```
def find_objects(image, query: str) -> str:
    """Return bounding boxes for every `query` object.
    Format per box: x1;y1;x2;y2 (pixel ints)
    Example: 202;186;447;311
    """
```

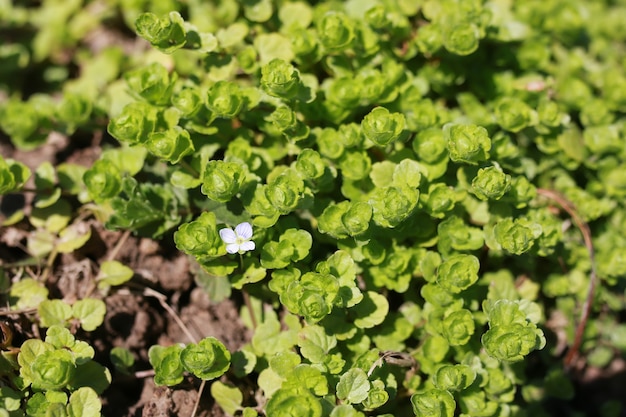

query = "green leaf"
269;350;301;378
0;99;47;150
10;278;49;309
494;97;535;132
282;364;328;396
369;185;419;228
264;169;304;214
318;201;372;239
124;62;176;106
56;222;92;254
70;360;111;394
330;405;366;417
67;387;101;417
97;260;134;290
101;146;148;177
493;218;539;255
0;386;23;412
336;368;370;404
280;272;340;323
110;347;135;374
265;389;322;417
72;299;106;331
45;326;94;364
362;379;389;410
38;300;72;328
30;198;72;233
353;291;389;329
297;325;337;364
251;314;297;356
211;381;243;416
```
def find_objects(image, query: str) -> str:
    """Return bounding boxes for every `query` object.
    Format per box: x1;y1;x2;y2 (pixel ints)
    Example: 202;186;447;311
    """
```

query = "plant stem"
190;379;206;417
537;188;598;369
239;253;258;329
143;287;197;344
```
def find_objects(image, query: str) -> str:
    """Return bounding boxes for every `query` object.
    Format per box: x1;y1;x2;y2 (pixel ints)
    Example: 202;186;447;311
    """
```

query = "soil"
0;132;249;416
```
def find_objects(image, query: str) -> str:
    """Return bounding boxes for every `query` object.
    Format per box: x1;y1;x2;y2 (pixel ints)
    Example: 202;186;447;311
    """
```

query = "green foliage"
15;325;111;415
149;337;230;386
0;156;31;195
4;0;626;416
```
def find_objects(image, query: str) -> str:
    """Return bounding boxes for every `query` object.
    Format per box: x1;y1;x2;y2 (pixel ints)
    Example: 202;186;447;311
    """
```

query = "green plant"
2;0;626;416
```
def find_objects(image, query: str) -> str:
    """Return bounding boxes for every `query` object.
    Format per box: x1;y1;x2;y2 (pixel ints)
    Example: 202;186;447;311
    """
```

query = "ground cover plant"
1;0;626;416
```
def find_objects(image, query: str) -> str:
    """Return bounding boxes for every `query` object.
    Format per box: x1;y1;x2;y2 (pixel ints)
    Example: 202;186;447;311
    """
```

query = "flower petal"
239;241;255;252
219;228;237;244
235;222;253;239
225;243;240;254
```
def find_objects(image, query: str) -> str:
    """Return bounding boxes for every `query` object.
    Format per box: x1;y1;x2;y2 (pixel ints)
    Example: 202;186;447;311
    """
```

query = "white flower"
219;222;255;254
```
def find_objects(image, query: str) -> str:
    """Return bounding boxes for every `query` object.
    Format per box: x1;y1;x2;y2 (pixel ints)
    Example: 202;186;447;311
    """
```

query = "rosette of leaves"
135;11;187;53
124;62;177;106
82;159;122;203
295;149;326;180
201;160;246;203
494;97;536;132
443;22;481;55
0;156;31;194
411;389;456;417
261;229;312;269
369;185;419;228
445;124;491;164
315;11;355;52
206;81;246;118
493;217;542;255
436;254;480;294
0;98;51;150
149;337;231;386
318;201;372;239
261;59;303;100
361;106;406;147
266;106;310;141
471;165;512;201
107;102;158;146
174;211;226;261
17;326;110;415
279;272;340;323
145;127;195;164
264;169;305;215
481;300;546;362
105;177;185;237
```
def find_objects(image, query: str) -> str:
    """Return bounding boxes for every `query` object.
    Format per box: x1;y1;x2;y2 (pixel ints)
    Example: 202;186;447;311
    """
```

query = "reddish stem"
536;188;598;369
